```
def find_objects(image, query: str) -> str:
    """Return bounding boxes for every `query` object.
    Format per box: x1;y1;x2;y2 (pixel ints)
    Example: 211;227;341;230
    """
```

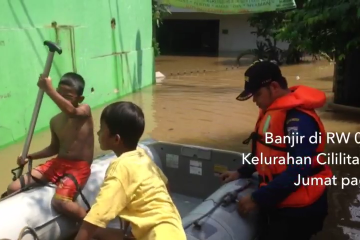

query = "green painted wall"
0;0;155;148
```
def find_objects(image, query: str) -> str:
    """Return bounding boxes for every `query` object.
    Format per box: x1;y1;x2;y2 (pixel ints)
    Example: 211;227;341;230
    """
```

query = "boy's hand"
37;74;52;91
17;154;29;166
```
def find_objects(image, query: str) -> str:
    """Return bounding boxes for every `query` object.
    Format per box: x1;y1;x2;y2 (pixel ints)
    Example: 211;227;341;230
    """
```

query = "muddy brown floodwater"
1;55;360;239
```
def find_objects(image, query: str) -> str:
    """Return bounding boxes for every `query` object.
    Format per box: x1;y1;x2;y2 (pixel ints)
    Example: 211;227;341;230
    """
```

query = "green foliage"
282;44;303;64
237;41;269;64
152;0;172;27
247;0;360;63
152;0;171;57
153;38;160;57
236;39;285;65
247;11;286;39
277;0;360;61
247;0;360;106
247;11;302;64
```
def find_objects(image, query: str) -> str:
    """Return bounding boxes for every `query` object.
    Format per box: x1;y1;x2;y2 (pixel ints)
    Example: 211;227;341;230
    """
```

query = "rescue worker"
220;61;332;240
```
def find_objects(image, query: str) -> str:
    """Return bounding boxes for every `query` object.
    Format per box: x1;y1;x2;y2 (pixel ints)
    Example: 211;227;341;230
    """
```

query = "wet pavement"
0;55;359;239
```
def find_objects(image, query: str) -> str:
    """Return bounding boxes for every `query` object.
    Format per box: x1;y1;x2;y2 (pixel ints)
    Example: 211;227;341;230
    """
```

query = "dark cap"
236;61;284;101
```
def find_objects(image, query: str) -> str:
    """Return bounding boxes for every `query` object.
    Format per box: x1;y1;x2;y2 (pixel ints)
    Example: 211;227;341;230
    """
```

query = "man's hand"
37;74;52;91
220;171;240;183
237;194;257;216
17;154;29;166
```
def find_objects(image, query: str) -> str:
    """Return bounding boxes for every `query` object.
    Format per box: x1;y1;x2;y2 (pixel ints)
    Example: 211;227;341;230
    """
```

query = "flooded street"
1;56;360;239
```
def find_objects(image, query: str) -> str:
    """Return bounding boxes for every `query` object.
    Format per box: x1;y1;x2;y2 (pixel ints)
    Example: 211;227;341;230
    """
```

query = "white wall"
164;12;289;55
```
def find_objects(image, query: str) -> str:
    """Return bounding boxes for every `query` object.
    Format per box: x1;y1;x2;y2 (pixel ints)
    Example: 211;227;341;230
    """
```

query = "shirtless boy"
7;72;94;220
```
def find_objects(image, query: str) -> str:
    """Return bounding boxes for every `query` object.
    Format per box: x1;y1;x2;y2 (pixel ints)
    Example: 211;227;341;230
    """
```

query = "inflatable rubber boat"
0;139;259;240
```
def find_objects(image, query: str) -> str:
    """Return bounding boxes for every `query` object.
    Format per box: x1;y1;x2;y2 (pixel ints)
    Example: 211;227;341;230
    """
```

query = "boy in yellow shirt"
75;101;186;240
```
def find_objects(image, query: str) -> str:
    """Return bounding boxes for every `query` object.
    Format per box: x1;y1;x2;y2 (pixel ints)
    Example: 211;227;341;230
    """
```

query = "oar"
1;41;62;200
1;41;62;199
16;41;62;178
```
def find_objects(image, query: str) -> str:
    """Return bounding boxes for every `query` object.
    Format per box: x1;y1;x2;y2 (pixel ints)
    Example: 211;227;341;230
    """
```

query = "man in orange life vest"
220;61;333;240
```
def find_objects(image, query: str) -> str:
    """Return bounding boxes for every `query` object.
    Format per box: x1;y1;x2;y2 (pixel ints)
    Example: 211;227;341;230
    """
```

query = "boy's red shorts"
34;158;91;201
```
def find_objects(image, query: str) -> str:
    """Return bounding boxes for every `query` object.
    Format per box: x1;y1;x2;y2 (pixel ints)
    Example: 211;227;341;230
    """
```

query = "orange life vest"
244;85;333;208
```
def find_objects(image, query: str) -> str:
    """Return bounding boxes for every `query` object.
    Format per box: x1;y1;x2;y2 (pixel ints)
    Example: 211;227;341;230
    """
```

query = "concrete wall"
164;12;289;56
0;0;154;148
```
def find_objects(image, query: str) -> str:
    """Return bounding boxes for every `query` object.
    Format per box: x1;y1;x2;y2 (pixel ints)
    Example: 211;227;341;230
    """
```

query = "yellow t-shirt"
84;148;186;240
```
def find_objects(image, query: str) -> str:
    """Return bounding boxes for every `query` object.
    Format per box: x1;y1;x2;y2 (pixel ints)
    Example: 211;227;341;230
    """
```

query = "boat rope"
60;173;92;211
27;172;91;211
183;180;252;230
17;226;39;240
0;160;34;200
1;161;91;211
